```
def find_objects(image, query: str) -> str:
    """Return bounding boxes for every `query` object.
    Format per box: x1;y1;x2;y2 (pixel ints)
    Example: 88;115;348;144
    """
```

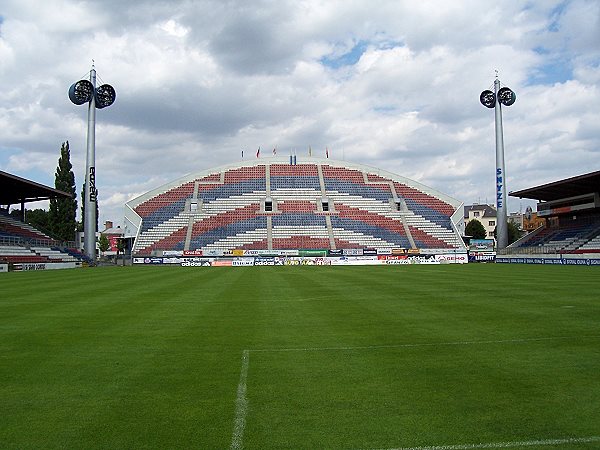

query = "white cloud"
0;0;599;226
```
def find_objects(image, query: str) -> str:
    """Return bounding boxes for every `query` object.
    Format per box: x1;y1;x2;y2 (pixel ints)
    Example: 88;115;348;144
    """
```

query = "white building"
464;204;497;239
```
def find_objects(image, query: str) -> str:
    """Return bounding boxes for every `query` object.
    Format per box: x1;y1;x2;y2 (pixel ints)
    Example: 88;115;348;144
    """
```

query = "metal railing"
0;235;76;249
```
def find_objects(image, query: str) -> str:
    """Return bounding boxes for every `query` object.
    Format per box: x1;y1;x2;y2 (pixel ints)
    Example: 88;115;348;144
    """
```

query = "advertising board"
278;249;299;256
180;260;212;267
342;248;363;256
13;262;80;271
468;252;496;262
497;257;600;265
232;258;255;266
469;239;495;251
378;255;407;261
212;260;233;267
436;253;469;264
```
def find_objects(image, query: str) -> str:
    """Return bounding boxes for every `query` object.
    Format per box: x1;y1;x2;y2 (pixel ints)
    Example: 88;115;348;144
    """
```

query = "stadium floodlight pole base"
494;78;508;250
84;66;97;263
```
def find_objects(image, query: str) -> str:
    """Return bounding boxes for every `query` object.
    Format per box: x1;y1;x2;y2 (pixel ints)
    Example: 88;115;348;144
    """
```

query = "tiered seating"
133;176;219;252
323;167;461;249
331;205;410;248
515;220;600;252
579;231;600;251
0;215;52;241
270;164;320;190
129;160;464;254
65;247;93;264
272;209;329;249
189;205;266;249
515;226;557;247
0;215;87;266
0;245;50;264
133;168;268;254
30;247;79;262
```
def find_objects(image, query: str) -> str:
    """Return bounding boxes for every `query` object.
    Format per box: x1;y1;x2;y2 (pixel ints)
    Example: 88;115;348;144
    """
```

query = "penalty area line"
372;435;600;450
230;350;250;450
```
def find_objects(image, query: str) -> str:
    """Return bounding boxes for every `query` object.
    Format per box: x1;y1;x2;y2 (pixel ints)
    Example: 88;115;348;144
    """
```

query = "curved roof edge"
125;157;462;209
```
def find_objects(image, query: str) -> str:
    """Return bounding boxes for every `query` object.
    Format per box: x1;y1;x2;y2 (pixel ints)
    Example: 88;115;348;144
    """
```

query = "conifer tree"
49;141;78;241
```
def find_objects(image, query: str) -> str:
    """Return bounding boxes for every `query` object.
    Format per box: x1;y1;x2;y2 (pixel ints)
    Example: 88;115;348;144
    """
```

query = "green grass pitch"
1;264;599;449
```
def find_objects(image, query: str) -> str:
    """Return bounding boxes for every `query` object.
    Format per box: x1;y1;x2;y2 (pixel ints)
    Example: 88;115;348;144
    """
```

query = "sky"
1;0;599;229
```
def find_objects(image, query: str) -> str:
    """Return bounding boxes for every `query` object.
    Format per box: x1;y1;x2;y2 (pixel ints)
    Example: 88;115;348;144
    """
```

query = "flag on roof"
326;147;329;158
256;147;260;158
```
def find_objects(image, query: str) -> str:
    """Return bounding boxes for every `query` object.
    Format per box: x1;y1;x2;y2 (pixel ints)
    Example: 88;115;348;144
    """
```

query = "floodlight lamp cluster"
480;86;516;108
68;79;116;109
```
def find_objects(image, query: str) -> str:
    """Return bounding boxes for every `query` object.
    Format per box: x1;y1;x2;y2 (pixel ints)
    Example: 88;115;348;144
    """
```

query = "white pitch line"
249;335;600;353
377;435;600;450
230;350;250;450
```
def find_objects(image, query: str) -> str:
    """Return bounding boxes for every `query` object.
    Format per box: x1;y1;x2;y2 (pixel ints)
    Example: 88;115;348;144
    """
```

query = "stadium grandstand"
0;170;89;270
500;170;600;263
125;157;466;258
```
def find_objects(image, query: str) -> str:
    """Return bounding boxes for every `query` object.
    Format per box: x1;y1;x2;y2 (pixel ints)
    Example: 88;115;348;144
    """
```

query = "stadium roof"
509;170;600;201
0;170;72;205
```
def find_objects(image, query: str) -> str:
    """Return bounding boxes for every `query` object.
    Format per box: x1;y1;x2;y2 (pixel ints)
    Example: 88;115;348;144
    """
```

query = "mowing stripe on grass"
380;435;600;449
249;335;600;353
230;350;250;450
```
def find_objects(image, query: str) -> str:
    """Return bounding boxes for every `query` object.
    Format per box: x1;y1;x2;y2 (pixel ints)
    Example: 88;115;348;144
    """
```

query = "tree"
10;208;51;233
48;141;77;241
465;219;487;240
507;221;524;245
98;234;110;255
26;209;50;231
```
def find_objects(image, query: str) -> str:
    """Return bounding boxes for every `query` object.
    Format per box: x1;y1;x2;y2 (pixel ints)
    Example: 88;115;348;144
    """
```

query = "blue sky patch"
527;58;572;85
320;39;403;69
321;40;369;69
547;1;567;32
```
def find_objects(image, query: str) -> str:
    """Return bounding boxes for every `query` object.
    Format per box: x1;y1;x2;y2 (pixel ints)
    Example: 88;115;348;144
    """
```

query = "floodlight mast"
69;63;116;264
480;75;516;250
493;77;508;249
